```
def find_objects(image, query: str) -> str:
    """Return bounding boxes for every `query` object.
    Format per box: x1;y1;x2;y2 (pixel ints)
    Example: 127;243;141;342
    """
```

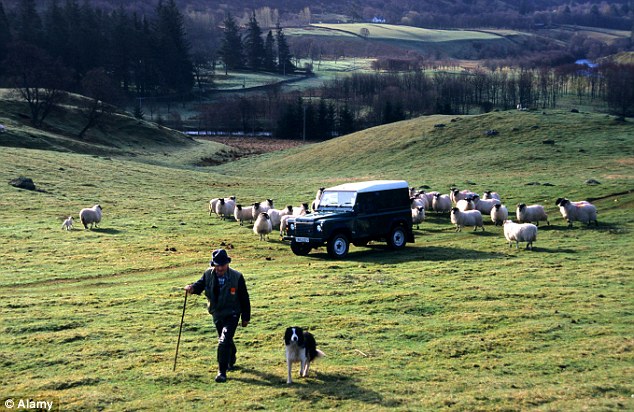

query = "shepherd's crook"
173;290;188;371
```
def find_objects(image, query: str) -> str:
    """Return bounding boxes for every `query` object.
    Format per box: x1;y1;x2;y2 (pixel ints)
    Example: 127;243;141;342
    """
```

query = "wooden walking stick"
173;290;188;371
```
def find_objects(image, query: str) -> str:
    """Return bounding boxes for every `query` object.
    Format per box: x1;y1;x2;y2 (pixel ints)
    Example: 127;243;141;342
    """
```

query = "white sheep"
311;188;325;212
234;204;254;226
412;206;425;229
293;203;310;216
456;197;475;212
411;196;428;211
208;198;219;216
483;190;501;201
215;197;236;220
279;214;293;237
432;193;452;213
450;207;484;232
61;216;74;231
266;208;286;229
473;194;501;215
490;204;509;226
557;198;598;227
503;220;538;250
516;203;550;226
252;199;274;221
450;188;478;204
253;212;273;241
79;205;102;229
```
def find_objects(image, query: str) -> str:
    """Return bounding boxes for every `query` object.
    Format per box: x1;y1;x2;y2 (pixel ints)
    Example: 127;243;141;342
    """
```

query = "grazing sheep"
473;194;501;215
311;188;325;212
490;204;509;226
555;197;591;207
411;196;428;211
432;193;452;213
516;203;550;226
557;198;598;227
450;207;484;232
503;220;538;250
266;208;286;229
61;216;74;231
412;206;425;229
234;204;254;226
79;205;102;229
253;212;273;241
215;197;236;220
483;190;501;201
252;199;274;221
456;197;475;212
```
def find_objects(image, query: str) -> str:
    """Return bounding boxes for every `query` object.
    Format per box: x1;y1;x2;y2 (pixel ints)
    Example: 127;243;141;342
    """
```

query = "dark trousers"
214;315;238;374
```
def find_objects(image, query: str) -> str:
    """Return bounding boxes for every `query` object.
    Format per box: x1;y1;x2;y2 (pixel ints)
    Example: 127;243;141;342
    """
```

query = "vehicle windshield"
318;190;357;208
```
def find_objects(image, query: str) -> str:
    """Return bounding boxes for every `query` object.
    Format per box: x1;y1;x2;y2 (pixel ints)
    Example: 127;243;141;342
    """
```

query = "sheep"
293;203;310;216
215;197;236;220
411;196;428;211
311;188;325;212
266;208;287;229
253;212;272;241
252;199;274;221
490;204;509;226
516;203;550;226
279;214;294;237
411;206;425;229
503;220;538;250
557;198;598;227
450;188;478;204
483;190;501;201
456;197;475;212
450;207;484;232
555;197;591;207
472;194;501;215
61;216;74;231
234;204;254;226
79;205;102;229
208;198;219;216
432;193;452;213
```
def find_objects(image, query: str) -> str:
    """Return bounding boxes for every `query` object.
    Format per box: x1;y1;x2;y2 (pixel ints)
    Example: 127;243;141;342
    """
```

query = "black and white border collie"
284;326;325;384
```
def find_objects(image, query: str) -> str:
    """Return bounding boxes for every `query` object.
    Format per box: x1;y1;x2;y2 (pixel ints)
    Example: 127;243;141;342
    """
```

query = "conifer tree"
276;22;294;75
244;12;265;71
219;13;244;74
0;2;12;75
263;30;276;72
154;0;194;94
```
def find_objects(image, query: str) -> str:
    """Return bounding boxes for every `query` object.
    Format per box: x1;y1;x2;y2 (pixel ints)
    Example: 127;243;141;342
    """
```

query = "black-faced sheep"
490;204;508;226
503;220;538;250
432;193;452;213
557;198;598;227
234;204;254;226
473;194;501;215
516;203;550;226
412;206;425;229
79;205;102;229
456;197;475;212
311;188;325;212
253;212;273;241
450;207;484;232
215;197;236;220
252;199;274;221
483;190;501;201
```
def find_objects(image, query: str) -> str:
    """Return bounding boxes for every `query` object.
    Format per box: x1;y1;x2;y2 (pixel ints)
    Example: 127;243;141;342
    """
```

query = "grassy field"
0;108;633;411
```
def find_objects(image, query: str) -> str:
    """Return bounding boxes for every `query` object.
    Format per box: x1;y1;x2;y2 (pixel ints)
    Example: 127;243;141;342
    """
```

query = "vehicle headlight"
289;223;295;231
316;222;323;232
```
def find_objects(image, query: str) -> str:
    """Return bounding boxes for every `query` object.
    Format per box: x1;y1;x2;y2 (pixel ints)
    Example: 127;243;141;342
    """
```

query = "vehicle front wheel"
327;233;350;259
387;226;407;249
290;241;312;256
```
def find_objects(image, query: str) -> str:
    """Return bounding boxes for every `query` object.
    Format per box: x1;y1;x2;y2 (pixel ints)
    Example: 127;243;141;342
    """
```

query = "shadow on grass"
232;368;401;407
305;245;504;263
89;227;122;234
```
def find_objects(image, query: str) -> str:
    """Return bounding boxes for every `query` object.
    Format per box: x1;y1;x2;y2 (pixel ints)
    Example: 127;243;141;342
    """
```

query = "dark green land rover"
284;180;415;258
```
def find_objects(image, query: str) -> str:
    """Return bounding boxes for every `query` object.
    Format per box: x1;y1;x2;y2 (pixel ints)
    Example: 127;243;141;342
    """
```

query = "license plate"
295;237;309;243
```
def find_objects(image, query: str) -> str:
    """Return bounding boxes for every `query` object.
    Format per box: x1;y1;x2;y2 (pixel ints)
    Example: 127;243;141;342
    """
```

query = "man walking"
185;249;251;383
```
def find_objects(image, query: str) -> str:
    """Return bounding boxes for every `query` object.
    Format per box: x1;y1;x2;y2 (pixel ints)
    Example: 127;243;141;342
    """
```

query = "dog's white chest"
285;343;305;363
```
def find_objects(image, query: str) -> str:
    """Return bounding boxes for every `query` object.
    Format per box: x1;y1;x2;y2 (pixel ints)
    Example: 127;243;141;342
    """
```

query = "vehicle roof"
325;180;409;193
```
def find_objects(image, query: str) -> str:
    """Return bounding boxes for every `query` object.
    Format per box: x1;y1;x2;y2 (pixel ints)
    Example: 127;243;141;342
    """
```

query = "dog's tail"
316;349;325;358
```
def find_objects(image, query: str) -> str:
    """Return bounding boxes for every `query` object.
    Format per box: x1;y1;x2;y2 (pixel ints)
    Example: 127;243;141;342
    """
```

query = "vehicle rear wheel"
290;241;312;256
387;226;407;249
327;233;349;259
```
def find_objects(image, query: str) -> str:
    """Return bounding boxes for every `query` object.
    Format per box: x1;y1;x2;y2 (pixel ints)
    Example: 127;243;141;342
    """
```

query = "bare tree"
4;41;70;127
78;68;123;138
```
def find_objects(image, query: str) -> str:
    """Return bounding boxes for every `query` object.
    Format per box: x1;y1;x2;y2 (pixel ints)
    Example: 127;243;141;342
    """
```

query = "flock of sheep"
61;204;102;231
411;187;598;250
207;186;598;251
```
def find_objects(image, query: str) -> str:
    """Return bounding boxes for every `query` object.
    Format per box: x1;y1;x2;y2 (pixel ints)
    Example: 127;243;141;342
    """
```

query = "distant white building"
371;16;386;23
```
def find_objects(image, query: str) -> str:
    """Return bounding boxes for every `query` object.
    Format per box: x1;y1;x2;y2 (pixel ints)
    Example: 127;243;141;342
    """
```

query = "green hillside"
0;108;632;410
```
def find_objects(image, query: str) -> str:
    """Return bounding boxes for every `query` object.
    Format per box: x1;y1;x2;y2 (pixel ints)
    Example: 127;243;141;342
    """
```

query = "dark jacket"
191;267;251;322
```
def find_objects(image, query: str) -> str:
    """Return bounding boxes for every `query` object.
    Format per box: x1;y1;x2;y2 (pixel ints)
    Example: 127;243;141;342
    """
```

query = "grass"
311;23;505;42
0;107;633;410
